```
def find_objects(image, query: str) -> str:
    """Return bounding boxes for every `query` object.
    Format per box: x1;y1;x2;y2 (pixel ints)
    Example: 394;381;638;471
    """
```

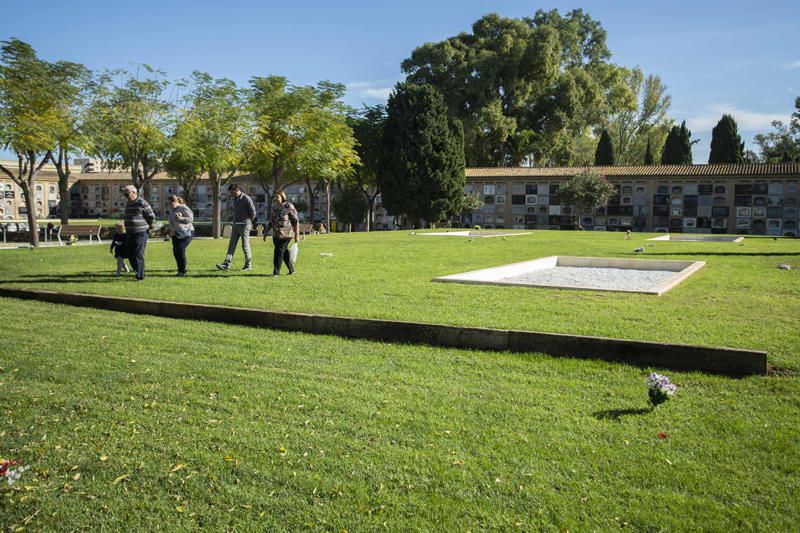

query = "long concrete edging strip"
0;287;767;376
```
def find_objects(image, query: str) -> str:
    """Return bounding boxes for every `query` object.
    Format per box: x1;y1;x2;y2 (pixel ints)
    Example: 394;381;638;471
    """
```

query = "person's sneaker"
176;272;186;277
241;263;252;271
216;263;230;271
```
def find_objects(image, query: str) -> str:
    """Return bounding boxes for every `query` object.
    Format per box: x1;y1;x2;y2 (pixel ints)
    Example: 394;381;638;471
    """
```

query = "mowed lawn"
0;298;798;531
1;229;798;368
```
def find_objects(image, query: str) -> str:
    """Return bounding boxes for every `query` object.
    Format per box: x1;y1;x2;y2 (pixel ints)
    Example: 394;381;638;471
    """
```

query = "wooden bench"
256;223;320;237
300;223;326;234
57;224;103;245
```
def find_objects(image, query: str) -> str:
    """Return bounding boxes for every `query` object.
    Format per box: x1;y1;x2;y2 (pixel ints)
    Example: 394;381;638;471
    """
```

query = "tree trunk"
59;179;71;225
134;163;154;204
361;189;372;232
20;181;39;248
211;171;222;239
53;148;72;225
305;177;316;224
325;180;331;232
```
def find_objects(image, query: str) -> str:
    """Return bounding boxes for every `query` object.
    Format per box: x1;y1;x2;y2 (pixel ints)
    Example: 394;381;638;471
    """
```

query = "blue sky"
2;0;799;162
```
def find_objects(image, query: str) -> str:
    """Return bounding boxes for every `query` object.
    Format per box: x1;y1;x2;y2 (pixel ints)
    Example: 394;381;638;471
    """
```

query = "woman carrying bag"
264;190;299;276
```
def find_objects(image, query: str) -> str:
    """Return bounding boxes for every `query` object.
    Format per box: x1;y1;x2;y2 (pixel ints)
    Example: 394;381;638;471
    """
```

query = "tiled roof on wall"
465;163;800;178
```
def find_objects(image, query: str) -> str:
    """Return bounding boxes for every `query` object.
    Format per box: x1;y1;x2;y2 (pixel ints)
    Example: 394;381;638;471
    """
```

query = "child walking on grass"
110;222;131;276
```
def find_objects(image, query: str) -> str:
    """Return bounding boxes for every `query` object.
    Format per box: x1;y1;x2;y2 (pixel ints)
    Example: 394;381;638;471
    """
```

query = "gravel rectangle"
499;266;675;291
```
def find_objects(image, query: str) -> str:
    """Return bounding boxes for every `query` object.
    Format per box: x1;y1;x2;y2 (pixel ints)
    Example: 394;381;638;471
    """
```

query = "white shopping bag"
290;242;299;264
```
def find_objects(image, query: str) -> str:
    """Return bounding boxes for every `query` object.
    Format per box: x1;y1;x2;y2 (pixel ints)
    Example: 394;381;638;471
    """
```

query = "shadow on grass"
593;407;653;420
622;252;800;257
3;270;281;284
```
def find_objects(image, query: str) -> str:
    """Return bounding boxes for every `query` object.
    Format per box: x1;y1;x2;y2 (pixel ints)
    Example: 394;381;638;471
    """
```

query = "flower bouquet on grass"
1;459;29;499
646;372;677;407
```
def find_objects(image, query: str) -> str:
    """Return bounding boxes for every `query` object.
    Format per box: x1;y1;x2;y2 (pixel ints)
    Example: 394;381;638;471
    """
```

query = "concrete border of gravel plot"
0;286;765;375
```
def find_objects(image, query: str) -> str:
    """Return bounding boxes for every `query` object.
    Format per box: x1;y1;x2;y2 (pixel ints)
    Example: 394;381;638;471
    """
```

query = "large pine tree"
595;129;615;165
708;114;745;163
661;121;693;164
378;83;465;226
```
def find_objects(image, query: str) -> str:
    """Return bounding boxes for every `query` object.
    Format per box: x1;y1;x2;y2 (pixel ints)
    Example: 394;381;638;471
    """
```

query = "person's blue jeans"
172;234;193;273
127;231;148;280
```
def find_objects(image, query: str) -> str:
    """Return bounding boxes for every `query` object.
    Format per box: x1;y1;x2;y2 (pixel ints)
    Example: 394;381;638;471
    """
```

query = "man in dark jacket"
123;185;155;281
216;183;257;271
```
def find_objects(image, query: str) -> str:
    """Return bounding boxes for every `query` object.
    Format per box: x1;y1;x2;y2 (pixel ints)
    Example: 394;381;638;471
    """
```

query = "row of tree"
0;39;371;246
0;38;469;246
593;114;747;166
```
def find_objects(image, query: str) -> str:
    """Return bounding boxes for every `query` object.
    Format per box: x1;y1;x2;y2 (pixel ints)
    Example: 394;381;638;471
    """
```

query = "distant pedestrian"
216;183;256;271
123;185;155;281
167;195;194;277
109;222;130;276
264;190;298;276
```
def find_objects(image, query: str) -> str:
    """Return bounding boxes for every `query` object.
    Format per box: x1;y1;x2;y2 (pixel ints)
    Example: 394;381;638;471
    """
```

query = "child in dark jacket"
110;222;131;276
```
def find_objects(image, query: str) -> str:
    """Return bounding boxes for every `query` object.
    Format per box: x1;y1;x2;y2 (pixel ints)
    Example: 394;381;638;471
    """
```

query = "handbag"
277;223;294;239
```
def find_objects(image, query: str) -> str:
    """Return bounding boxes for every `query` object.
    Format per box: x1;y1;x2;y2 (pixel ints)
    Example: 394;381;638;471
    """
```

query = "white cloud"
345;81;374;90
346;80;395;102
686;104;790;132
783;60;800;70
360;87;392;100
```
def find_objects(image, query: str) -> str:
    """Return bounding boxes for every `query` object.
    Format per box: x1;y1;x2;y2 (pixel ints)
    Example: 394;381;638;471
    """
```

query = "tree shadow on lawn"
593;407;653;421
5;270;280;284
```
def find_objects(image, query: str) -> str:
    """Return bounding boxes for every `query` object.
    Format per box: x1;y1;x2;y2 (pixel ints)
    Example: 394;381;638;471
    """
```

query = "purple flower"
646;373;677;406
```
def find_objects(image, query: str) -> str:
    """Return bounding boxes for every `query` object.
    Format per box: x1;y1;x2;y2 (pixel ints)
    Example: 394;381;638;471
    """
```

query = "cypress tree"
378;83;466;226
678;121;694;164
661;126;680;164
594;129;615;165
644;137;654;165
708;114;745;163
662;121;693;164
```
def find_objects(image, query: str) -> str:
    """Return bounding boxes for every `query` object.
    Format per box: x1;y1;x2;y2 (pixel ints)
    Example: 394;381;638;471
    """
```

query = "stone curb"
0;287;767;376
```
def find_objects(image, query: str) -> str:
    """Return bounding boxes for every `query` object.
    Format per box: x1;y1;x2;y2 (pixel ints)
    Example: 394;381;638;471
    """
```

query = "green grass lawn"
1;298;798;531
1;229;798;369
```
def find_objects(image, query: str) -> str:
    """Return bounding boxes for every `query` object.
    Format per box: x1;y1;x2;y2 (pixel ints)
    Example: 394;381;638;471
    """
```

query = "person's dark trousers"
172;235;193;274
127;231;149;280
272;237;294;275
